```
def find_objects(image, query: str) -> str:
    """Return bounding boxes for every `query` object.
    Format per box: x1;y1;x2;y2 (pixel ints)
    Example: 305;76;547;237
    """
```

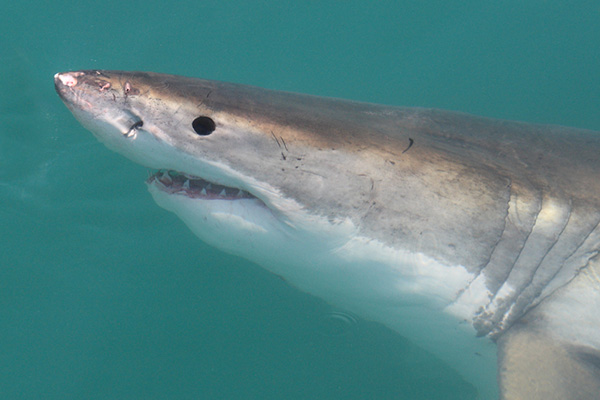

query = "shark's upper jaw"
147;170;256;201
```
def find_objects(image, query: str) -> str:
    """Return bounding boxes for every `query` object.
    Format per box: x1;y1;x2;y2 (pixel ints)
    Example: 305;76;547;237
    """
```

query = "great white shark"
54;70;600;399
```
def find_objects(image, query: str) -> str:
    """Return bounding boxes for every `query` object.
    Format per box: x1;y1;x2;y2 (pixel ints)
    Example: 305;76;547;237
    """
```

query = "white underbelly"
149;186;498;398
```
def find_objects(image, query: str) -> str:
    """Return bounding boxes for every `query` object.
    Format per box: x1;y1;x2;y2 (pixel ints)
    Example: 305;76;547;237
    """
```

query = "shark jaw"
145;170;282;252
144;166;307;265
147;170;255;201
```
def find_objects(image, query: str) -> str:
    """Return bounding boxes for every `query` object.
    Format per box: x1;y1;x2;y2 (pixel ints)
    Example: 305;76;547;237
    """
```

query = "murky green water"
2;1;599;398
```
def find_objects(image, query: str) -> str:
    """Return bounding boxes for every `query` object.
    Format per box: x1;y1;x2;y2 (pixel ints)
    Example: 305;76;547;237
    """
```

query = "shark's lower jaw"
147;169;257;201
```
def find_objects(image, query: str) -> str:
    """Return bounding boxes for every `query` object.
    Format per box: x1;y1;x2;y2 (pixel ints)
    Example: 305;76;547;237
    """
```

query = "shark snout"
54;70;117;100
54;71;81;87
54;71;86;102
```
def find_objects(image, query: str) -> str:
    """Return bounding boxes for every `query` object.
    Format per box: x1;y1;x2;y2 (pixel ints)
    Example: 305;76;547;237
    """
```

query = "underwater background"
2;1;599;399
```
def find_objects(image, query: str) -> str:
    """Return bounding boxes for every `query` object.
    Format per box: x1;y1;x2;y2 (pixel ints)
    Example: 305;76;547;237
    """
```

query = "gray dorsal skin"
54;71;600;400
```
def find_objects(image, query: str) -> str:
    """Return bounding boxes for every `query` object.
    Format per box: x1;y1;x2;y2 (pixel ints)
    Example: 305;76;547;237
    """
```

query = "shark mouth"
147;170;256;200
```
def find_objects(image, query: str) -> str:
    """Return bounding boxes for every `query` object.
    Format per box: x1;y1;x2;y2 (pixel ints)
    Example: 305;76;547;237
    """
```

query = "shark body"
55;71;600;399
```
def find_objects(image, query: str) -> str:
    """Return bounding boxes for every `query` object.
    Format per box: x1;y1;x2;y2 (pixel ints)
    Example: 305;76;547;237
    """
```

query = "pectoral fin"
498;322;600;400
497;256;600;400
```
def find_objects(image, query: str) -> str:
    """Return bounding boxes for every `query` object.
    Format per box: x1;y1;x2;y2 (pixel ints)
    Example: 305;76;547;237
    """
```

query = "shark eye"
192;116;216;136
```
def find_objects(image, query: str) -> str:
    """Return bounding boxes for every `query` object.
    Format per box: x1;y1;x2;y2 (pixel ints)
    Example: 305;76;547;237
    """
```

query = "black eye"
192;116;216;136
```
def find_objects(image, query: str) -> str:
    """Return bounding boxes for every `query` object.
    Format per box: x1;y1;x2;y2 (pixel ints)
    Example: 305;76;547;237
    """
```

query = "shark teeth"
147;169;255;200
159;170;172;184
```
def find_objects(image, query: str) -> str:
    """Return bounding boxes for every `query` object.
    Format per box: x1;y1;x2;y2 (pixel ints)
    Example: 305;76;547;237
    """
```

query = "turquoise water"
2;1;599;399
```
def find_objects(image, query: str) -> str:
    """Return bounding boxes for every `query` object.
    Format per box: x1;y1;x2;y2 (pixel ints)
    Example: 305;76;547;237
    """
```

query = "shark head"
55;70;360;264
